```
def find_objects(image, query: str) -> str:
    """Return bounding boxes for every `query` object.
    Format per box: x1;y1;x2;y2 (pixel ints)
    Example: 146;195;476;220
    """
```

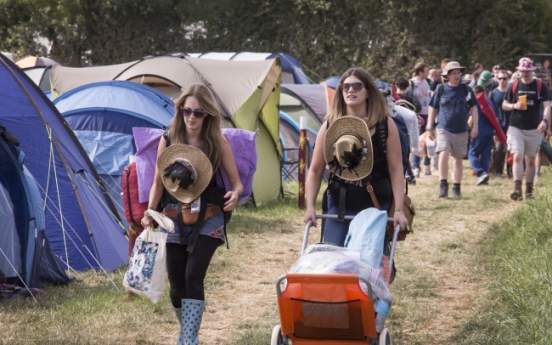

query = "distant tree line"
1;0;552;82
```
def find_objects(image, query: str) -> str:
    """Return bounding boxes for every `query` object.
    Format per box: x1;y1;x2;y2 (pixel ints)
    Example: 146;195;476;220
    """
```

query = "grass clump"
452;173;552;345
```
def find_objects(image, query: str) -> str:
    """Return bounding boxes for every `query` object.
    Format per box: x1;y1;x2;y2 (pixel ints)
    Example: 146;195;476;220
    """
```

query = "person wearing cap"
477;70;495;96
427;61;479;198
141;84;242;345
304;67;407;249
502;57;551;200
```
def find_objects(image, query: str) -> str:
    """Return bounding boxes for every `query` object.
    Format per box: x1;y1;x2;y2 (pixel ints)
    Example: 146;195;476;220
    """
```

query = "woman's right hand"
303;207;317;228
141;214;153;228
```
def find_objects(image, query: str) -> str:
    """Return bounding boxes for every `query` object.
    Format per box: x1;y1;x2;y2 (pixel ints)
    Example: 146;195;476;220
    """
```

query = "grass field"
2;166;552;345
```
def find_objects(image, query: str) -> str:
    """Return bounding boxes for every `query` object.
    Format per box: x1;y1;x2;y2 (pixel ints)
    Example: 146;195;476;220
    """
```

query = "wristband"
147;206;155;210
427;128;434;131
232;189;242;197
394;209;404;213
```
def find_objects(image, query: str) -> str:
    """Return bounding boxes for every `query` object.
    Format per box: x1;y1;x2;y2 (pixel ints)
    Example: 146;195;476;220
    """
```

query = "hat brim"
442;67;465;76
324;116;373;181
157;144;213;203
516;66;536;71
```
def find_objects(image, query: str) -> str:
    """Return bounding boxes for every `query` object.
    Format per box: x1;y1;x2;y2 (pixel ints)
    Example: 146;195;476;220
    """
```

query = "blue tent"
0;54;128;273
53;81;174;221
0;126;70;287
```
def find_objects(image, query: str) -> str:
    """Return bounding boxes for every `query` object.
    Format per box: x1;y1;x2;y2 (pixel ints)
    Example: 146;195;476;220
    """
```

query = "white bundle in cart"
290;244;393;332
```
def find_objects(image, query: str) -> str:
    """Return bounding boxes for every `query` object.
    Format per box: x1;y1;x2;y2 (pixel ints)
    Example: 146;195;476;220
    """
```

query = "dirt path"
198;164;523;345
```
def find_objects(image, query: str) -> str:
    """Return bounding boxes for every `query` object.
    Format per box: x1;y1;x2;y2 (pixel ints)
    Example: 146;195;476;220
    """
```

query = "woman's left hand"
223;190;240;212
393;210;407;230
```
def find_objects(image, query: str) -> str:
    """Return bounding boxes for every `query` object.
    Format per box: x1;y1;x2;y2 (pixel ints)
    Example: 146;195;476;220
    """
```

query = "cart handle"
276;274;373;299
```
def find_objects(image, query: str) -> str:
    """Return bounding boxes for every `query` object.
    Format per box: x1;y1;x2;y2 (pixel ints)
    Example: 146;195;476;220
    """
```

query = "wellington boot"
181;299;204;345
510;180;522;201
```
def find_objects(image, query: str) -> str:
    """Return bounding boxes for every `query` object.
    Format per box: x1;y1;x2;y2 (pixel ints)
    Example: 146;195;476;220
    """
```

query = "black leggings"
166;235;221;308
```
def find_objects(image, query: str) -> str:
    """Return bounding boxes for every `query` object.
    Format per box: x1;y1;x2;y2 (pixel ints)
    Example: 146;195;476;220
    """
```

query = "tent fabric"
50;55;284;205
15;55;60;69
0;127;70;287
193;51;311;85
22;66;53;92
281;84;329;124
0;54;128;273
53;81;174;222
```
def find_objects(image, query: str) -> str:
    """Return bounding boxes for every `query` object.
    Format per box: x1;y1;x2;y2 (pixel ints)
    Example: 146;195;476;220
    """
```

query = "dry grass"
1;161;544;345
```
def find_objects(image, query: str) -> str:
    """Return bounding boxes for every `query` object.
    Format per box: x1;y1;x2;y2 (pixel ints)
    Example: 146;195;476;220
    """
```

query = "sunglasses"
339;82;364;92
180;107;207;118
498;77;508;81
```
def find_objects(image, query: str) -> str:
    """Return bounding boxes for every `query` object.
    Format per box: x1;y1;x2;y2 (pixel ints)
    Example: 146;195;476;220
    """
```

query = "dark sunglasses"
339;82;364;92
498;77;508;81
180;107;207;118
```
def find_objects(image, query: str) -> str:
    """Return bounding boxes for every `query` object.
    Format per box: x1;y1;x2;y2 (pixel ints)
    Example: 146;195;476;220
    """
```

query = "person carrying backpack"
304;67;407;249
502;57;551;200
427;61;479;198
141;84;243;345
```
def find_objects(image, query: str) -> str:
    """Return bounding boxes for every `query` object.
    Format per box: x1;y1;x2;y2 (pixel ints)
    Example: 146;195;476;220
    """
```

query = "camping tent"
50;55;283;204
21;66;56;92
0;126;70;287
15;55;61;93
53;81;175;222
281;84;330;125
15;55;60;69
185;51;311;84
0;53;128;273
1;52;15;61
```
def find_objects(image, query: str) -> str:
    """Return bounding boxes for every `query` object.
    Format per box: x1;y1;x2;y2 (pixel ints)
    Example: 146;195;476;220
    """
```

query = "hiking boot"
452;184;461;198
476;172;489;186
407;177;416;186
510;180;522;201
526;182;533;199
439;180;448;198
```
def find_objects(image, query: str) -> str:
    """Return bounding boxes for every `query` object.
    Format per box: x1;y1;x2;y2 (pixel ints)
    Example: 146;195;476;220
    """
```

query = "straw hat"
157;144;213;203
324;116;373;181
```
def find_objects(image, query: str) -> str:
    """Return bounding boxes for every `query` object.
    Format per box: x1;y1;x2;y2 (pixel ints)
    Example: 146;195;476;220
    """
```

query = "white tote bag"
123;227;167;303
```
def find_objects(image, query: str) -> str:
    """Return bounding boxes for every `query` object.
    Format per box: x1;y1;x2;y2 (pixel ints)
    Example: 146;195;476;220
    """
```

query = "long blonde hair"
170;84;224;172
326;68;388;129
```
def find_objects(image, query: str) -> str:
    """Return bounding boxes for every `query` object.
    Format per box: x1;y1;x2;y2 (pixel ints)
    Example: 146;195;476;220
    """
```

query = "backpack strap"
511;78;542;100
436;83;470;108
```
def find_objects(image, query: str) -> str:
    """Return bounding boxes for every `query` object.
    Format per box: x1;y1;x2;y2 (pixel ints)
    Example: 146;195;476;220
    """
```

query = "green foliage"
2;0;552;79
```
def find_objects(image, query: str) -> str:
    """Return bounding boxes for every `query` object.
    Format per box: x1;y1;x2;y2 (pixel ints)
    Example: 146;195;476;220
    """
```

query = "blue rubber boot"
173;304;183;344
181;299;205;345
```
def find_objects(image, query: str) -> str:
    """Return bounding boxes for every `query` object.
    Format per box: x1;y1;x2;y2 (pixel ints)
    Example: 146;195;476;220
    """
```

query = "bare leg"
453;157;463;184
512;152;524;181
439;150;450;180
525;155;536;183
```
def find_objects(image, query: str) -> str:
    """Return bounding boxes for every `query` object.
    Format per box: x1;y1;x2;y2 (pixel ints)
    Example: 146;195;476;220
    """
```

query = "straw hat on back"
324;116;373;181
157;144;213;203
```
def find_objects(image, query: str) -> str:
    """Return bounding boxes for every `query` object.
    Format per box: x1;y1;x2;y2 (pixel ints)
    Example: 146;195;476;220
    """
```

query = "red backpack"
122;161;148;231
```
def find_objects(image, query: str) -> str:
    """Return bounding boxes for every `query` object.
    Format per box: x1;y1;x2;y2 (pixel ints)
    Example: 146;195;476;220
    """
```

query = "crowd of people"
395;57;552;200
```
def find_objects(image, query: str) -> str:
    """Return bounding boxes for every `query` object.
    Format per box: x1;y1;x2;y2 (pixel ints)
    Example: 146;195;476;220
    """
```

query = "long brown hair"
326;68;388;129
170;84;224;172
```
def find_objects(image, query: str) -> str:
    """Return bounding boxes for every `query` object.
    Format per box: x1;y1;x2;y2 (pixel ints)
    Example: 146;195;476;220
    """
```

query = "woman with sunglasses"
304;68;407;262
142;83;242;345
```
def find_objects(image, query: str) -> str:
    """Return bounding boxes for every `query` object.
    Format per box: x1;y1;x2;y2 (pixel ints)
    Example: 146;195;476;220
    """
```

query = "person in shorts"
502;57;551;200
427;61;479;198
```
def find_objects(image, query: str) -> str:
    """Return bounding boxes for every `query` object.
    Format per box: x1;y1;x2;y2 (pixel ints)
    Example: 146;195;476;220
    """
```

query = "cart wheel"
379;328;392;345
271;325;288;345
